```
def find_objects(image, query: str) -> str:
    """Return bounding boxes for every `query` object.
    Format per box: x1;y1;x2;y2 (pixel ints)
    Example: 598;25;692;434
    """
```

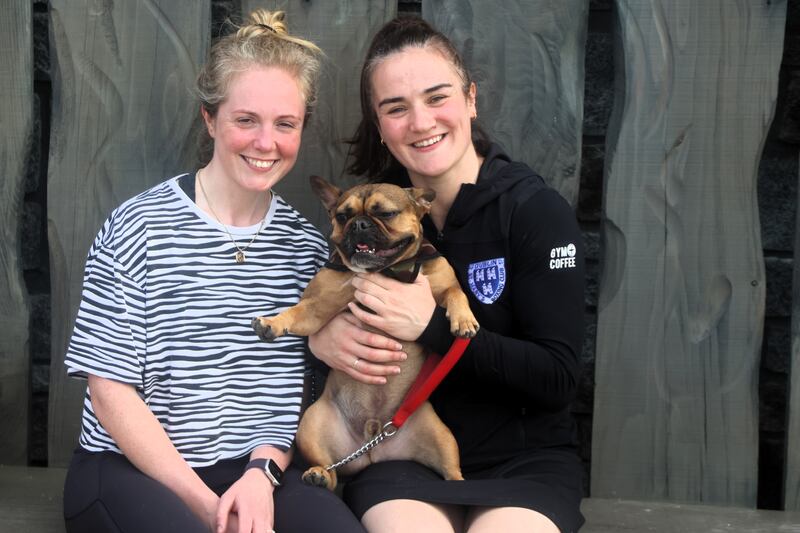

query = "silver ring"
352;357;361;369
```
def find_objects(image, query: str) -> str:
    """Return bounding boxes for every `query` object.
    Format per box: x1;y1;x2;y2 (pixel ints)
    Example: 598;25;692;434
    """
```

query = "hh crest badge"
468;258;506;304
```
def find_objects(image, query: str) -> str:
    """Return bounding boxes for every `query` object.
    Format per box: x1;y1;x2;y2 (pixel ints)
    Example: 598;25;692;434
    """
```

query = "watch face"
267;460;283;482
246;458;283;486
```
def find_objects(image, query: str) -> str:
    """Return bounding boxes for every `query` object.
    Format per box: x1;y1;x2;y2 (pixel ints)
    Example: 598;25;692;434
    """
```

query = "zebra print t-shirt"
65;174;327;467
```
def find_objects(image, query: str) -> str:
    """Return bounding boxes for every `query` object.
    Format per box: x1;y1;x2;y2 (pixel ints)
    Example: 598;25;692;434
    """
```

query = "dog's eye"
376;211;398;220
335;213;348;224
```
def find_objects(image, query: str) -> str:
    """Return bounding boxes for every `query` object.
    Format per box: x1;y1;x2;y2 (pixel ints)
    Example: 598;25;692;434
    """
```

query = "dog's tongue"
377;245;399;257
356;243;371;252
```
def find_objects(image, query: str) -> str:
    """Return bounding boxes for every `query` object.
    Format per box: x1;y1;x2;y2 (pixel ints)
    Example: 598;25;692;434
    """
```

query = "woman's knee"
362;499;464;533
465;506;559;533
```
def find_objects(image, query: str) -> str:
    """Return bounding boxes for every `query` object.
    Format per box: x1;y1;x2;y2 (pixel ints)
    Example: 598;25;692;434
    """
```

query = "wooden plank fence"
0;0;796;526
241;0;397;230
591;0;785;506
423;0;587;206
46;0;212;466
0;0;33;466
788;157;800;511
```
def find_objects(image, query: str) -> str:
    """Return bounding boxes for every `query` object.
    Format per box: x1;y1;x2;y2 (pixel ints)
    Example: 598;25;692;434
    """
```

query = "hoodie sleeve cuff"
416;305;456;355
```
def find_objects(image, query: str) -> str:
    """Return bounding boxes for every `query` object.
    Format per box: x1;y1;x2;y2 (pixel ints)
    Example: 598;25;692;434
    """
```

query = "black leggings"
63;448;365;533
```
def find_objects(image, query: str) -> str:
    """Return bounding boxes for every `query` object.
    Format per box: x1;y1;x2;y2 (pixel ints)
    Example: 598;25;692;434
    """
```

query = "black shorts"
342;447;585;533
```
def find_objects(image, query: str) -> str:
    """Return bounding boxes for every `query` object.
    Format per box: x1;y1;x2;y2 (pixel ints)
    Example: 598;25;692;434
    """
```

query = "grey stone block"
784;34;800;67
25;94;41;195
33;11;50;81
778;72;800;144
763;319;791;374
585;260;599;309
758;154;797;252
31;364;50;395
29;395;48;465
583;228;600;261
759;372;787;433
765;256;793;318
574;319;597;415
757;433;785;510
590;0;612;10
29;294;51;364
579;143;604;223
22;202;43;271
583;31;613;137
574;413;593;479
212;0;239;39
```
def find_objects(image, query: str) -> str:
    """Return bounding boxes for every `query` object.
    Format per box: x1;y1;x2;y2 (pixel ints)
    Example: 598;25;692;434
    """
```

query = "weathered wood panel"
0;0;33;466
242;0;397;230
592;1;786;506
423;0;588;206
787;157;800;511
47;0;211;466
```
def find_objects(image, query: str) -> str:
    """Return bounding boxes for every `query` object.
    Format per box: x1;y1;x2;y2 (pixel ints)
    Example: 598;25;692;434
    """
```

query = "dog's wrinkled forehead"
336;184;410;219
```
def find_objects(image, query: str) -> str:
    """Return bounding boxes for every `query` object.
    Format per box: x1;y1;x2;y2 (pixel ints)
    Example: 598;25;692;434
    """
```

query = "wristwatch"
245;458;284;487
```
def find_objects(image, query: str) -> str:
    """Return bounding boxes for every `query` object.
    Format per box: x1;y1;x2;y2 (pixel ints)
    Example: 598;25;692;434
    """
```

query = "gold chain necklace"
197;168;268;264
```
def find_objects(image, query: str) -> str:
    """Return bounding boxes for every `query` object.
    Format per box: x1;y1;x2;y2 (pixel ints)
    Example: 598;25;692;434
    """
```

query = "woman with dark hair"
310;16;586;533
62;10;363;533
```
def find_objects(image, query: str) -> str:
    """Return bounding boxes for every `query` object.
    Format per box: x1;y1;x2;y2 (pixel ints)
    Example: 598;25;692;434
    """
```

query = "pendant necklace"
197;168;268;264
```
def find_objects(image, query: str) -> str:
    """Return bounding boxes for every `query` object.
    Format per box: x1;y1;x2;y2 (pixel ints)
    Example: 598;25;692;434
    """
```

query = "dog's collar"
323;239;441;284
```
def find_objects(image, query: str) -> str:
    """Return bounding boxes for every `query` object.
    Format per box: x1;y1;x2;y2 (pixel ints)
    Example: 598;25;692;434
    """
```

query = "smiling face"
202;66;305;194
370;46;479;186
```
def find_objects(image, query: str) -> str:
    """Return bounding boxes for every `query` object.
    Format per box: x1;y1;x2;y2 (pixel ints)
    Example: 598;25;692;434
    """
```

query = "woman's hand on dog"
309;312;407;385
349;272;437;343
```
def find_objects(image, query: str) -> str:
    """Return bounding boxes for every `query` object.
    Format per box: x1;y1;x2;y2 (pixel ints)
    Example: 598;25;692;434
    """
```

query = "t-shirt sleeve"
64;220;145;386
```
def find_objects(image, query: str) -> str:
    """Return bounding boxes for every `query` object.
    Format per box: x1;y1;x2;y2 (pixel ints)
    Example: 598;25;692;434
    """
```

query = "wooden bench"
4;465;800;533
581;499;800;533
0;466;66;533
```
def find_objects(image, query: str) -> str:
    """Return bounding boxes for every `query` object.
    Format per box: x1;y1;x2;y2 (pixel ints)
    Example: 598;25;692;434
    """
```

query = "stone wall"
22;0;799;510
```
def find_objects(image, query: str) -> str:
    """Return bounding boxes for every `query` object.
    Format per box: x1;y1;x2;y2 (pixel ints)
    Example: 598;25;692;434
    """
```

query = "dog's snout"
353;217;374;232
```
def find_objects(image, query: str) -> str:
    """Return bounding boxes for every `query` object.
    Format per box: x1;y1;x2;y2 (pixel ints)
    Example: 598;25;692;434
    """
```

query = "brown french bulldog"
252;175;479;490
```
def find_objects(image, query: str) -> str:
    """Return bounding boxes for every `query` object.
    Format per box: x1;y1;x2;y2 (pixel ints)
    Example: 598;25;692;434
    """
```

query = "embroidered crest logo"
468;258;507;304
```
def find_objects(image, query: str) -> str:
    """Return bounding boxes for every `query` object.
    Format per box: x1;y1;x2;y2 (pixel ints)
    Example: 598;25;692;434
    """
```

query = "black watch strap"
245;458;283;487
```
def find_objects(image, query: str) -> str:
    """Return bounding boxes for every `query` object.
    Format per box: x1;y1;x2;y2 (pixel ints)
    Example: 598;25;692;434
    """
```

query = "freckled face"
203;66;306;193
371;47;477;184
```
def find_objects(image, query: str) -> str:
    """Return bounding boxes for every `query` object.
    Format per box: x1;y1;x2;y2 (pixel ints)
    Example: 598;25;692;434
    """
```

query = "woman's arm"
348;189;585;411
308;311;407;385
88;375;220;529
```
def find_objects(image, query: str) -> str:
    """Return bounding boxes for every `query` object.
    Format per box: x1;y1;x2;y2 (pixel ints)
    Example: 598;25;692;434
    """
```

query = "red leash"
324;336;472;472
392;337;471;428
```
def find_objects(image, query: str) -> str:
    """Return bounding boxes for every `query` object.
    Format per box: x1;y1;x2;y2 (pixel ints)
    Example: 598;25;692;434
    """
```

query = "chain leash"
325;422;398;472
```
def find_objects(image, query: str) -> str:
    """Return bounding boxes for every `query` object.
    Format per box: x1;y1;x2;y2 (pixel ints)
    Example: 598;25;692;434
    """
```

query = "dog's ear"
406;187;436;215
310;175;342;211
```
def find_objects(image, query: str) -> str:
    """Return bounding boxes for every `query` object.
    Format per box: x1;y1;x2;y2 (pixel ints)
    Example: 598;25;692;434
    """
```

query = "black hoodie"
391;142;585;472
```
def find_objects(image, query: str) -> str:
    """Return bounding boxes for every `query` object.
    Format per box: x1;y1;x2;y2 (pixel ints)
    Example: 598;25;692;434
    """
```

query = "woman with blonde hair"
62;10;363;533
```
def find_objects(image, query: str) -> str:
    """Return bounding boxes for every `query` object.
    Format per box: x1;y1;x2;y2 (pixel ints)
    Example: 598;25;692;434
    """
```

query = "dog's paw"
301;466;334;489
447;312;480;339
252;317;284;342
